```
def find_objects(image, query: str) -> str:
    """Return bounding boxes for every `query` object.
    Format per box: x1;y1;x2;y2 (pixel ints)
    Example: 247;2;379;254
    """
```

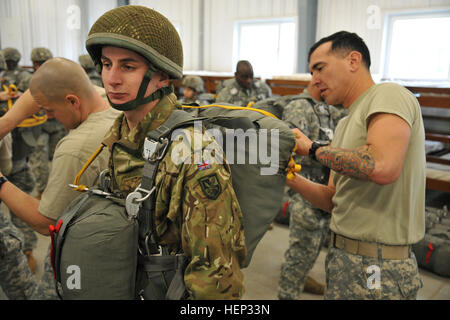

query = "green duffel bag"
50;192;139;299
412;227;450;278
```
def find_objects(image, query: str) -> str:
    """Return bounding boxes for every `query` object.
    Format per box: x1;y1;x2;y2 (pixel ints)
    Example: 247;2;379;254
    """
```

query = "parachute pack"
49;105;297;299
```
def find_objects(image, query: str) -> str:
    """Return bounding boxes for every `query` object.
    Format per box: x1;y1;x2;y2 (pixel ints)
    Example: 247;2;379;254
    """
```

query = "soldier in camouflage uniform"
278;81;347;299
178;75;214;116
0;135;37;300
79;54;103;87
27;47;67;199
216;60;271;107
178;75;206;105
86;5;246;299
0;48;38;272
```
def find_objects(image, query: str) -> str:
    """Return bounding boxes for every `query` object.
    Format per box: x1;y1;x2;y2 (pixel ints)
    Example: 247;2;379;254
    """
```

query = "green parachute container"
51;193;138;299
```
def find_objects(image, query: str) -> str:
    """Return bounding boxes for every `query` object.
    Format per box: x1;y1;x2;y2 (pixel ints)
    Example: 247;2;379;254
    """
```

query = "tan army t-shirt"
330;82;426;245
39;107;120;220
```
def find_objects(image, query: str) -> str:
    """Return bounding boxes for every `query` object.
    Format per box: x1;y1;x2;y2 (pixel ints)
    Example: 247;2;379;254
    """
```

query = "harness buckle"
143;137;170;162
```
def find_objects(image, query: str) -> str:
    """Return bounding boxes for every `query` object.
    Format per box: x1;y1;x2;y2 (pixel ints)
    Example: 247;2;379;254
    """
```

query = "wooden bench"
265;79;309;96
405;85;450;193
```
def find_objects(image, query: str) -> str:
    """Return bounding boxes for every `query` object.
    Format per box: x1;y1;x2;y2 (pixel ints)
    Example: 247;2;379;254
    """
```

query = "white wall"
1;0;449;77
316;0;450;76
0;0;116;65
203;0;298;73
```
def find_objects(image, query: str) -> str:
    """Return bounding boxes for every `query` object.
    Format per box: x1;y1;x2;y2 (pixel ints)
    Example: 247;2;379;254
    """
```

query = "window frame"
381;8;450;82
233;17;297;77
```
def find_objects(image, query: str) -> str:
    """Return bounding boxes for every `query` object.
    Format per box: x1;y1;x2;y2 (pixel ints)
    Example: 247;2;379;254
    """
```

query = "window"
382;10;450;82
233;19;296;78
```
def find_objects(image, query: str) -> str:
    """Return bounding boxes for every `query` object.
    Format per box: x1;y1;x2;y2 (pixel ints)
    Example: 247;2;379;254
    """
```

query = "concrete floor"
2;201;450;300
242;222;450;300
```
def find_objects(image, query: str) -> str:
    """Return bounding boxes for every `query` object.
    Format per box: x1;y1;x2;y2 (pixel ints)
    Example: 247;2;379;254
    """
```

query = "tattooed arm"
294;113;411;185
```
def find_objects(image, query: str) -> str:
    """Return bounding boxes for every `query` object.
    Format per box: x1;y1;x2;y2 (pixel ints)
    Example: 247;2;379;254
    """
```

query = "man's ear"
65;94;81;110
348;51;363;72
155;72;171;89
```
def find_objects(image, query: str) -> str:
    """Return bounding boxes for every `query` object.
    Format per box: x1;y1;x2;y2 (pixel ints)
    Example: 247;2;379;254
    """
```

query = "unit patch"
198;174;222;200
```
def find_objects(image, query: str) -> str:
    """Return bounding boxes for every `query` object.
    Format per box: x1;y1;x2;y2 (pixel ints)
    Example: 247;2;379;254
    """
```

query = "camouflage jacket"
282;89;348;184
216;78;271;107
102;93;246;299
1;68;32;92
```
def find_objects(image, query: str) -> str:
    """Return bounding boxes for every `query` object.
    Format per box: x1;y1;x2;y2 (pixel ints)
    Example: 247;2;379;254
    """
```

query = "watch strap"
0;175;8;191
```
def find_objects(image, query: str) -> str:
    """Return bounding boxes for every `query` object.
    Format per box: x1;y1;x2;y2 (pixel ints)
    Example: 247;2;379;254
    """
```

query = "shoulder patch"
198;174;222;200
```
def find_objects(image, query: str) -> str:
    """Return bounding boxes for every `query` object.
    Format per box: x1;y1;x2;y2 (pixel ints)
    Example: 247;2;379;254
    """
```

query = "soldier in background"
0;133;37;300
278;81;347;299
0;48;38;273
0;48;32;90
79;54;103;87
178;75;215;115
216;60;271;107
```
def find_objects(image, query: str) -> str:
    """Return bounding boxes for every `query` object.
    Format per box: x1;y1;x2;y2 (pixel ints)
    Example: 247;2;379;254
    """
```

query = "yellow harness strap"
72;144;105;191
2;84;48;127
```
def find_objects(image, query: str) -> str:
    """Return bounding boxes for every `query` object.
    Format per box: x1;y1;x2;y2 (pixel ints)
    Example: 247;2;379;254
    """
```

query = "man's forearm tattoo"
316;145;375;180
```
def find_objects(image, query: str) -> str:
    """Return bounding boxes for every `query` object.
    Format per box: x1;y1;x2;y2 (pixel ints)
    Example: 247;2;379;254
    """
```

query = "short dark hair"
308;31;371;70
236;60;252;73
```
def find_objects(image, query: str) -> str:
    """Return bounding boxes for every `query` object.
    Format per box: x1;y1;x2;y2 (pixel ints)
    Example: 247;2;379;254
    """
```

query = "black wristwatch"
0;175;8;191
309;141;329;161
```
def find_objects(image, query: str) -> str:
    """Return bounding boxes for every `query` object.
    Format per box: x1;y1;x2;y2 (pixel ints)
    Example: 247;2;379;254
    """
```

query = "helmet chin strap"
107;67;173;112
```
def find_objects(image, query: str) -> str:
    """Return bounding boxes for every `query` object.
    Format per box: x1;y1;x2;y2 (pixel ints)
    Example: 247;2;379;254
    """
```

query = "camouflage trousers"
278;193;330;299
0;210;37;299
7;164;38;252
30;245;59;300
28;132;50;194
324;246;423;300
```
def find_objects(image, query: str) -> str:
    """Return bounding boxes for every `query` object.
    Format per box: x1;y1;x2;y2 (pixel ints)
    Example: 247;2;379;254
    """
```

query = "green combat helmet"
78;54;95;71
182;75;205;94
31;47;53;63
2;47;21;63
85;5;184;111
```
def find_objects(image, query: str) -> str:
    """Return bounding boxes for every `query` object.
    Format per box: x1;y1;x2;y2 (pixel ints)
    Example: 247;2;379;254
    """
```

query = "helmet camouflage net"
2;48;21;62
86;5;183;79
182;76;205;93
31;47;53;62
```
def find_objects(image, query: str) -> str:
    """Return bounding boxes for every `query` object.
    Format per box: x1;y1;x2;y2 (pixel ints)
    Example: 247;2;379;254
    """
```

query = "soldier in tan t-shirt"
0;58;119;299
287;31;425;300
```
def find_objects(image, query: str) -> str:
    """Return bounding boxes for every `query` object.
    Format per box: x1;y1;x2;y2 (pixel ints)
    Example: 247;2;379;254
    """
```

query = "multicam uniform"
278;89;347;300
102;93;247;299
216;78;271;107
